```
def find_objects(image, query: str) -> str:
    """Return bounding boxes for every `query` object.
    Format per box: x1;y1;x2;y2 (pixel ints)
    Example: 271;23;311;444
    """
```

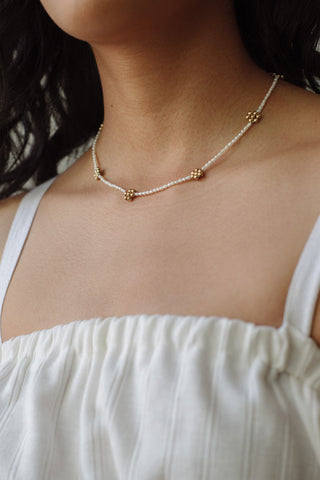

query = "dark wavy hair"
0;0;319;199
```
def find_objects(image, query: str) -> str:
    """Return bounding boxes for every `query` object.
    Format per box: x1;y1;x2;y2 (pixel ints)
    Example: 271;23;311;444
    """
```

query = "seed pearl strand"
92;73;283;201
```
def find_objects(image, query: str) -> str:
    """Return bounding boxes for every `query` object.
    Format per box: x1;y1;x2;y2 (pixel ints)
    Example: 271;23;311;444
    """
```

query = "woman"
0;0;319;477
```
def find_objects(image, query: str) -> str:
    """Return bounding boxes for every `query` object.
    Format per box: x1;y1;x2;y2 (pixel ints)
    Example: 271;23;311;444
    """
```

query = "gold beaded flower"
94;167;101;180
124;189;136;201
190;168;205;180
246;111;263;124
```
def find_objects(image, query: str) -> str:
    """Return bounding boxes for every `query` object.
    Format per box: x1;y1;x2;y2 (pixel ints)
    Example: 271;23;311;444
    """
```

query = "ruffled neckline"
0;313;319;390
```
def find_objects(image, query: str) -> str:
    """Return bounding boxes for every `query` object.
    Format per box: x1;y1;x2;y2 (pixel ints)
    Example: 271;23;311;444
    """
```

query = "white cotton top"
0;175;320;480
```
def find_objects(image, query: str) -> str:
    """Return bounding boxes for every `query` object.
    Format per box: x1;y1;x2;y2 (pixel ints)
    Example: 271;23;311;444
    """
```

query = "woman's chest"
1;184;309;341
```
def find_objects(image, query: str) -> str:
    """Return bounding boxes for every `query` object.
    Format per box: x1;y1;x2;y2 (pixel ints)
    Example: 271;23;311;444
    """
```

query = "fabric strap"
282;214;320;336
0;176;58;330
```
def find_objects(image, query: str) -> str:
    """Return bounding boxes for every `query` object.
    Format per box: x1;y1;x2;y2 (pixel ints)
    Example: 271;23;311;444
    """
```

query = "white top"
0;175;319;480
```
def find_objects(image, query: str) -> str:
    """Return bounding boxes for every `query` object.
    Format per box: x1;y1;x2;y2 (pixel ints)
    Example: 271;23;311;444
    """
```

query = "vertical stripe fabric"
0;315;318;479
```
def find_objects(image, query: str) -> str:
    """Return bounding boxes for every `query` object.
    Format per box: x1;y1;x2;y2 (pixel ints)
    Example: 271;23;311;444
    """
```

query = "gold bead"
272;72;284;79
94;167;101;180
124;189;136;201
190;168;205;180
245;111;263;124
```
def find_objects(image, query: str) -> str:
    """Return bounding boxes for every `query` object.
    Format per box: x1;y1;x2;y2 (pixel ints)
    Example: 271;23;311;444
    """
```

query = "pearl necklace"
92;73;283;201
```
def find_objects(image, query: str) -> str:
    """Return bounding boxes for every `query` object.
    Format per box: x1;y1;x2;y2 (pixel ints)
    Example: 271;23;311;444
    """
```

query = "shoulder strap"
283;214;320;336
0;176;58;333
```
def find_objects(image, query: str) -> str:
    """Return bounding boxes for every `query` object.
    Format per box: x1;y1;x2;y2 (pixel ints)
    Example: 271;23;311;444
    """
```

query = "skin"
0;0;320;345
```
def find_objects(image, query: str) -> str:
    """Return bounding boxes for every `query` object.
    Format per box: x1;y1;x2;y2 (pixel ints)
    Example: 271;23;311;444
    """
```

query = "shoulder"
268;80;320;346
268;79;320;194
0;192;28;262
0;173;63;263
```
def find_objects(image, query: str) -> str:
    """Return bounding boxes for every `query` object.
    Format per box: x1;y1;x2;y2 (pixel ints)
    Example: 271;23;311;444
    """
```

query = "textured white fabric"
0;175;319;479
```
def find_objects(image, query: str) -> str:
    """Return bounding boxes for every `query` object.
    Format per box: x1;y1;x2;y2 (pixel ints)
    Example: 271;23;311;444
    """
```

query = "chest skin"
2;151;320;347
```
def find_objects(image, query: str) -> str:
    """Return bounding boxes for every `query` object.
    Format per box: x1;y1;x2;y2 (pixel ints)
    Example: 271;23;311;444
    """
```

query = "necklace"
92;73;283;201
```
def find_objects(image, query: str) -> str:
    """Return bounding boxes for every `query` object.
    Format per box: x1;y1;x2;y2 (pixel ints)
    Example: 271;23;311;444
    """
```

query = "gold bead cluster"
125;189;136;201
190;168;205;180
94;167;101;180
246;111;263;124
273;73;284;79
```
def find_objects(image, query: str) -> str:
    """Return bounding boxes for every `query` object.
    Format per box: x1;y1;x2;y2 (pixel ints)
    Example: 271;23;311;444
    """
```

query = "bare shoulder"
271;79;320;187
0;192;28;262
280;82;320;346
258;79;320;346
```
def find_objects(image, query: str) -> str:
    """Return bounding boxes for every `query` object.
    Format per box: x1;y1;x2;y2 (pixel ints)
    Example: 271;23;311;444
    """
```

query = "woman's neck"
87;1;275;190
